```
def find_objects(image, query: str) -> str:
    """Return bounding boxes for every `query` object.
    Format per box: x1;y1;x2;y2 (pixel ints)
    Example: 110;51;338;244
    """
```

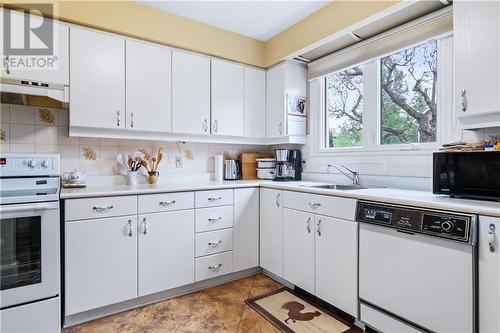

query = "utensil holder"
148;171;159;184
126;171;138;186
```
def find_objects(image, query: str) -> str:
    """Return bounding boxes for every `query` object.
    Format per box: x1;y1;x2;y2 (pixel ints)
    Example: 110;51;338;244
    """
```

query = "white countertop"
60;180;500;218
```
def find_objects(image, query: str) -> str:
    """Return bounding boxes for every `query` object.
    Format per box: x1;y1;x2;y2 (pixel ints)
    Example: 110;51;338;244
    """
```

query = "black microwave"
433;151;500;201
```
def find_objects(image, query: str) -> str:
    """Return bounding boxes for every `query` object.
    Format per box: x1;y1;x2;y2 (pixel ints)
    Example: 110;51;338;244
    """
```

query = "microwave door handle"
0;203;51;214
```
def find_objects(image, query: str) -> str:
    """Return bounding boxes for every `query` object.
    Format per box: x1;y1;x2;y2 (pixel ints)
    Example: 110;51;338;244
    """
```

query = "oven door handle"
0;202;57;214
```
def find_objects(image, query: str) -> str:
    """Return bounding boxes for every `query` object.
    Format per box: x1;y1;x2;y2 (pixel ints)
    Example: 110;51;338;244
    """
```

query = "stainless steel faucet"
327;164;360;185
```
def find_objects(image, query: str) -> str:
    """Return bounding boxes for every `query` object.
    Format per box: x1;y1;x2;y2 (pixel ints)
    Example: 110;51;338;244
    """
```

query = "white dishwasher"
357;201;477;333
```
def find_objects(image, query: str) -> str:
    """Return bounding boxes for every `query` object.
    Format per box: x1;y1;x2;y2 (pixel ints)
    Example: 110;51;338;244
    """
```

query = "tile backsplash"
0;104;270;178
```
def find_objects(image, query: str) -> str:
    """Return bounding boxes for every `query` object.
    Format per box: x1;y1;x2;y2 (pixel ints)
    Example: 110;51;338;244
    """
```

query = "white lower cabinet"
138;210;194;297
65;216;137;315
283;208;315;294
260;188;284;277
234;188;259;271
315;215;358;317
479;215;500;333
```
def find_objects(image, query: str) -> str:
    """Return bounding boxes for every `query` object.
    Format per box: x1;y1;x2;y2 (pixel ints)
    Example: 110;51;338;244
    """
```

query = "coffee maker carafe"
274;149;302;181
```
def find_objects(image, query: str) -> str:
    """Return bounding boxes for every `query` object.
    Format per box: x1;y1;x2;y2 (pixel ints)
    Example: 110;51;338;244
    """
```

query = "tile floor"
63;273;284;333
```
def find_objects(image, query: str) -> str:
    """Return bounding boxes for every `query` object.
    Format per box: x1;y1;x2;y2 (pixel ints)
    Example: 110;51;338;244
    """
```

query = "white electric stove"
0;153;61;333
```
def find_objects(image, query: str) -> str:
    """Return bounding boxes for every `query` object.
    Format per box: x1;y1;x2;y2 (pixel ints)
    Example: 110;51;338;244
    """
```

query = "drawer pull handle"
489;224;496;253
208;217;222;223
128;220;133;237
208;264;222;271
93;205;114;212
208;241;222;247
159;200;176;206
208;197;222;201
308;202;321;208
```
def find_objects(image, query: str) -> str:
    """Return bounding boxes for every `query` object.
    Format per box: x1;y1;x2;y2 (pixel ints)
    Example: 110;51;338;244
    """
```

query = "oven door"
359;222;474;333
0;201;59;308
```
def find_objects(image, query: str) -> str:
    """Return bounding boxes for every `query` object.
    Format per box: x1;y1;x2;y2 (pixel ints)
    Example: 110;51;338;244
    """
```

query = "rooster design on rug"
281;301;321;324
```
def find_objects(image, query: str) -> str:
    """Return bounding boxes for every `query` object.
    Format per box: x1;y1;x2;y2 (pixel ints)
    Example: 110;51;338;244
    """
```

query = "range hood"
1;77;69;108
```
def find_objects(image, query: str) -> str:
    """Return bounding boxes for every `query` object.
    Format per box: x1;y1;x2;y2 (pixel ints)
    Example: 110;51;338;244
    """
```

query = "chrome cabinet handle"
489;224;496;252
214;120;219;133
208;197;222;201
461;89;467;112
93;205;114;212
208;264;222;271
308;202;321;208
127;220;133;237
317;219;322;237
203;119;208;133
278;122;283;135
306;217;311;233
276;193;280;207
159;200;176;206
142;218;147;235
208;217;222;223
130;112;134;128
208;240;222;247
116;111;120;127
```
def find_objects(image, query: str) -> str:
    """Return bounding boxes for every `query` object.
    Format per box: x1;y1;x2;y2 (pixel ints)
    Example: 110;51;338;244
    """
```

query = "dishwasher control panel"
357;201;475;243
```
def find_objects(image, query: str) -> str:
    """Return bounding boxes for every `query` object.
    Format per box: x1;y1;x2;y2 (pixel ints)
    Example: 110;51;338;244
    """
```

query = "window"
380;40;437;144
325;66;363;148
318;37;449;153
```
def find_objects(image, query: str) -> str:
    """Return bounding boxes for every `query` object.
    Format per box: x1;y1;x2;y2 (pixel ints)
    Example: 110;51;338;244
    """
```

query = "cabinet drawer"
195;228;234;257
195;251;234;282
65;195;137;221
195;206;233;233
283;191;356;221
138;192;194;214
195;189;233;208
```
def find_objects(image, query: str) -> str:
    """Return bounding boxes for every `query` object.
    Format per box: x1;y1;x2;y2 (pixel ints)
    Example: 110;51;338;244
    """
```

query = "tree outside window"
380;40;438;144
325;66;363;148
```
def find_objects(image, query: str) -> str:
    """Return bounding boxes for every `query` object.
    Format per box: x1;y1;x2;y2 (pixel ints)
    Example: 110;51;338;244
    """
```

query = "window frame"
313;34;453;157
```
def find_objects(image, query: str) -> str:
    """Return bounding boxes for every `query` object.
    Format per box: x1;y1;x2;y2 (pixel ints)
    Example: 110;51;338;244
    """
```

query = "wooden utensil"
155;148;163;172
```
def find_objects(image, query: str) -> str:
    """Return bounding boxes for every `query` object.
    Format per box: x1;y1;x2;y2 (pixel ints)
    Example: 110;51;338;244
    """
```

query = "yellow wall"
3;0;401;68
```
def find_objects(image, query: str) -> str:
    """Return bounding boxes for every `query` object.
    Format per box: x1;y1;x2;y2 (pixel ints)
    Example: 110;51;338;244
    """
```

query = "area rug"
246;288;359;333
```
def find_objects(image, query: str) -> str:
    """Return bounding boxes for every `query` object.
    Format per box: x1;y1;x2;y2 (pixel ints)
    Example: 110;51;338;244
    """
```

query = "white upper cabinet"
454;0;500;129
1;9;69;85
70;26;125;129
172;51;211;135
126;40;172;133
266;65;286;138
244;67;266;138
211;59;245;136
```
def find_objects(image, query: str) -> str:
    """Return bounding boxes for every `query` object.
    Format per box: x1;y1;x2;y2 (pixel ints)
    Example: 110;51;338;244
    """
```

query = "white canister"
214;155;224;182
126;171;138;186
257;168;276;180
256;158;276;169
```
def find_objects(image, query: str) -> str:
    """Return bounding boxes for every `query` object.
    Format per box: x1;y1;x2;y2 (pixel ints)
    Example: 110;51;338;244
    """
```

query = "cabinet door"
266;65;285;138
244;67;266;138
1;9;69;85
260;188;283;277
454;0;500;116
315;215;358;317
211;59;244;136
126;40;172;133
69;26;125;129
65;216;137;315
283;208;315;294
138;210;194;297
479;216;500;333
172;51;211;135
234;188;259;271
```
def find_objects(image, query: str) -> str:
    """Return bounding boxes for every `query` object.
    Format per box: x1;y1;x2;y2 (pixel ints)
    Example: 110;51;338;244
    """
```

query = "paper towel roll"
214;155;224;182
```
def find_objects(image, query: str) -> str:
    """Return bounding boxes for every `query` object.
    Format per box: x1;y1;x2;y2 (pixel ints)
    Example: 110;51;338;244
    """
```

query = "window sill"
314;143;440;157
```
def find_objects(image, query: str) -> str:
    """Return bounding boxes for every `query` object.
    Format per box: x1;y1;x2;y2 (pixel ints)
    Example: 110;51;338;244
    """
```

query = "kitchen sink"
304;184;381;190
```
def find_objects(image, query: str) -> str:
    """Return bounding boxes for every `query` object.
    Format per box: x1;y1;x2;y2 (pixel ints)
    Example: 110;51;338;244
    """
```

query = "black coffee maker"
274;149;302;181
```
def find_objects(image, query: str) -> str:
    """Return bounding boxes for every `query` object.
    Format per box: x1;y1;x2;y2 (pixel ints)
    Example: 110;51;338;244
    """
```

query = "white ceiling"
137;1;331;41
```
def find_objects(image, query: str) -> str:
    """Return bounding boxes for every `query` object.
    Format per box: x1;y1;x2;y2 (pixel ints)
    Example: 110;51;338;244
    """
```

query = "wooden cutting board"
240;152;273;180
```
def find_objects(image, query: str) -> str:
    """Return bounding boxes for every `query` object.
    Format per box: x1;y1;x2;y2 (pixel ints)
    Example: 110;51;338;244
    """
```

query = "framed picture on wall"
287;94;307;116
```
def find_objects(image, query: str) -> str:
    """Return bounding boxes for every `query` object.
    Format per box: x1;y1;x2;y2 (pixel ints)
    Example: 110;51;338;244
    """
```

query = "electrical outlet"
175;156;182;168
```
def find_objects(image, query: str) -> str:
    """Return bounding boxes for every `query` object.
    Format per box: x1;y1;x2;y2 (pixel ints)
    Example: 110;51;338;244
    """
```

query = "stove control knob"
441;220;454;232
28;159;38;168
41;159;50;168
